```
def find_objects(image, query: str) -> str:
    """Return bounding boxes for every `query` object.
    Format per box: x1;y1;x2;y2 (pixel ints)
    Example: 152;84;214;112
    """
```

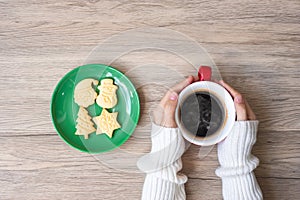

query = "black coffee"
180;91;224;137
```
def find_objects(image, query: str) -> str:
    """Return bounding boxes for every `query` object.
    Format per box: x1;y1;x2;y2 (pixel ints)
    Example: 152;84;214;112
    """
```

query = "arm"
137;76;195;200
137;124;187;200
216;121;263;200
216;80;263;200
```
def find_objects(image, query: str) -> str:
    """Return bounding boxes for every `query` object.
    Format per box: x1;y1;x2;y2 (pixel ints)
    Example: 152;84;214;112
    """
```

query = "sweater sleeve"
137;123;188;200
215;121;263;200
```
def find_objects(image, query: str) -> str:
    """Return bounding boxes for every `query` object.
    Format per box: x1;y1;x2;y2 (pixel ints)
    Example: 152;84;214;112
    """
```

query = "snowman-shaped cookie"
96;79;118;108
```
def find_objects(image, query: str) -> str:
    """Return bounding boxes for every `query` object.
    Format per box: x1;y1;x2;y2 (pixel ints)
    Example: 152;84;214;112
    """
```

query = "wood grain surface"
0;0;299;199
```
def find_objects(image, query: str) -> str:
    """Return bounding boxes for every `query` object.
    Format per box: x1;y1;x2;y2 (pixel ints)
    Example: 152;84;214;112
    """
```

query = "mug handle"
198;66;212;81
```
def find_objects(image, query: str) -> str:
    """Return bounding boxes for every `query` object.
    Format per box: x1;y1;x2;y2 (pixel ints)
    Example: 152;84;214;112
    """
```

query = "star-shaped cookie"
93;108;121;138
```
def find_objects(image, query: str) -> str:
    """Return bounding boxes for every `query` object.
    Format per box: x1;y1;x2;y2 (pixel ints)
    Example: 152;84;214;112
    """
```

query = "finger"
162;92;179;128
212;79;218;83
171;76;194;93
193;75;199;82
160;76;193;105
219;80;248;121
151;104;164;126
245;100;256;120
234;94;247;121
219;80;240;98
159;90;172;107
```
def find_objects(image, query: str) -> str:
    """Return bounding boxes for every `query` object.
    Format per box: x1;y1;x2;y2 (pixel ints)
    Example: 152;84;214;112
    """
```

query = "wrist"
137;123;185;173
150;123;182;151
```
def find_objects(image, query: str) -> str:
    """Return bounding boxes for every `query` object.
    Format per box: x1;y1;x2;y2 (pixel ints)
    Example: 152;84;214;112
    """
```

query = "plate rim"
50;64;140;154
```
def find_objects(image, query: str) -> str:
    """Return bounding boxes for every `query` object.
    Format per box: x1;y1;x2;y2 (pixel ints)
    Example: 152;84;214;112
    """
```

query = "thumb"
163;92;179;128
234;94;247;121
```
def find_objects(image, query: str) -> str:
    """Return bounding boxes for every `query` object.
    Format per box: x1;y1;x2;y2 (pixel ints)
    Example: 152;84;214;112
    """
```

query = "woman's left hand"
151;76;195;128
219;80;256;121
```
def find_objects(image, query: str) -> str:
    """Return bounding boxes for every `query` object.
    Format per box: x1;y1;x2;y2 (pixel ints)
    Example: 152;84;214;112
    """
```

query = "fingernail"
170;92;178;101
185;75;193;83
235;96;243;103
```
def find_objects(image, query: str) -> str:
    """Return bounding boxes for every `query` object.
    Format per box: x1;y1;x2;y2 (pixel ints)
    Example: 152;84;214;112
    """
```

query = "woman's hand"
219;80;256;121
152;76;195;128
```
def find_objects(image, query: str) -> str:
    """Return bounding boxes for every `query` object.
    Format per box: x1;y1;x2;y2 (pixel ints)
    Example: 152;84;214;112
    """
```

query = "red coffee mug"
175;66;236;146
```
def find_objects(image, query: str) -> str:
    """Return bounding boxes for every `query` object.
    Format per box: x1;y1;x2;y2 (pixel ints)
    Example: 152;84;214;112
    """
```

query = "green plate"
51;64;140;153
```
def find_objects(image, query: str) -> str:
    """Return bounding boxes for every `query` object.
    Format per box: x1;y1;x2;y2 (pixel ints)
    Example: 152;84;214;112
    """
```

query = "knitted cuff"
142;175;186;200
216;121;259;172
220;173;263;200
137;123;185;174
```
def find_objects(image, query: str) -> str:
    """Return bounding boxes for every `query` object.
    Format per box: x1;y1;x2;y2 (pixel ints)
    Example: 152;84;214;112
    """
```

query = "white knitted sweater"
137;121;263;200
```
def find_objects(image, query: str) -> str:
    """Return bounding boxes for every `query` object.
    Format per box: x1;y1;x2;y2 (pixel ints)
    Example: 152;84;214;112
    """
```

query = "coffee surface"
180;92;224;137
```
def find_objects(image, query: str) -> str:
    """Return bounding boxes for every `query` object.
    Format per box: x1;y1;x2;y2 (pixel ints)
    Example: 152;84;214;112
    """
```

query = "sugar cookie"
75;106;96;139
96;79;118;108
93;108;121;138
74;79;99;108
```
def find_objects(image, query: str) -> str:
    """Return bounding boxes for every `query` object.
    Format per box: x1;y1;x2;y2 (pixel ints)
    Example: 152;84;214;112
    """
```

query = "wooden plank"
0;0;299;23
186;178;300;200
0;168;145;200
0;130;298;178
0;169;299;200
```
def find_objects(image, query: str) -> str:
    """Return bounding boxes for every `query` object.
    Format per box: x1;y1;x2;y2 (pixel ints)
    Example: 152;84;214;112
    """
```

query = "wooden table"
0;0;299;199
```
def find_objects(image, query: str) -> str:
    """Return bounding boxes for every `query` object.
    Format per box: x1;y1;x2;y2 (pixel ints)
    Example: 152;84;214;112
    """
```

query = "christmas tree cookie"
75;106;96;139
